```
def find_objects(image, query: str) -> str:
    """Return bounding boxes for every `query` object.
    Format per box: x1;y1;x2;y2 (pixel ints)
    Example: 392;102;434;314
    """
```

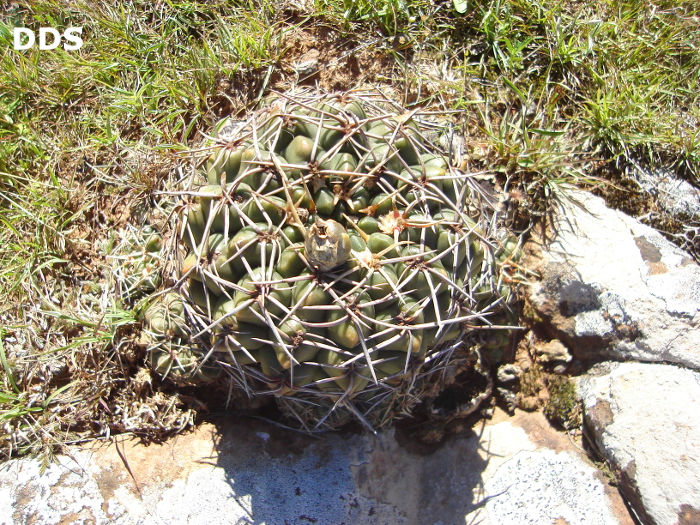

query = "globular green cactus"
138;90;521;430
113;226;164;298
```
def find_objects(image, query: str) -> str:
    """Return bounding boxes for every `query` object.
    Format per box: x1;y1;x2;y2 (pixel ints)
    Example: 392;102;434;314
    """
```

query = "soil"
209;25;404;121
278;26;399;93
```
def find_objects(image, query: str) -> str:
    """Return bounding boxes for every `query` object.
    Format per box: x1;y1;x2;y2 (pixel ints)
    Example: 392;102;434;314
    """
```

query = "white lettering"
12;27;85;51
62;27;83;51
13;28;34;50
38;28;61;50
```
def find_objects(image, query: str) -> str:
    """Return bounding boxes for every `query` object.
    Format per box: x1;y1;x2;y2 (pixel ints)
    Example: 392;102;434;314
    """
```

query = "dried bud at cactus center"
305;219;351;272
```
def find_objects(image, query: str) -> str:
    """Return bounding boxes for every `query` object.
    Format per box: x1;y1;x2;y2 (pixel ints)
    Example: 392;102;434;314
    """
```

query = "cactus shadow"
206;413;494;525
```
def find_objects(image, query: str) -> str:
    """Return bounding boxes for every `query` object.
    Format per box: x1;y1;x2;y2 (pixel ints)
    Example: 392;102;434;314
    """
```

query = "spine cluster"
134;90;520;430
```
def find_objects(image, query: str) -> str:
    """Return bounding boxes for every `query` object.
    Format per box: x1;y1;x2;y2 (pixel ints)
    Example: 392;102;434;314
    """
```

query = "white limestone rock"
578;362;700;525
484;449;618;525
526;190;700;368
0;410;633;525
633;166;700;220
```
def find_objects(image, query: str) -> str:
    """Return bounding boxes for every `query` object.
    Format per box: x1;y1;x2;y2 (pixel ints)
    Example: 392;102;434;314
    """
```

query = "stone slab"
526;190;700;368
0;410;632;525
578;362;700;525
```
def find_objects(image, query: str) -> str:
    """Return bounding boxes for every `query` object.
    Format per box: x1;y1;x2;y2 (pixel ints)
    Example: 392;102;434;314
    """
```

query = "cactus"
112;225;164;299
136;90;520;430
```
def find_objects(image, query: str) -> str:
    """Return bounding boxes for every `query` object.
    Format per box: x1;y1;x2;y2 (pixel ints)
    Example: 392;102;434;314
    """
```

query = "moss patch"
544;375;581;431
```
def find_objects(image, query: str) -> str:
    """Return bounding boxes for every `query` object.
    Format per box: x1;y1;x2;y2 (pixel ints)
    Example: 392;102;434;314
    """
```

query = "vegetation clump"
544;375;582;431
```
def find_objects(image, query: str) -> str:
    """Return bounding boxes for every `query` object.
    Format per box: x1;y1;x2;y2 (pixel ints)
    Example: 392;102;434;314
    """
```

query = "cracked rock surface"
526;190;700;368
525;189;700;525
0;410;631;525
578;362;700;525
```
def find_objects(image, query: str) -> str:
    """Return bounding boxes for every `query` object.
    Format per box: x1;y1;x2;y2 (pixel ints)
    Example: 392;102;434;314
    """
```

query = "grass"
0;0;698;459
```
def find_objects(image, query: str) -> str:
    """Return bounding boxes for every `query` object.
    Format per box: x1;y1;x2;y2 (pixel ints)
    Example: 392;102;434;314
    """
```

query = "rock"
525;190;700;368
533;340;572;365
280;0;315;14
0;410;633;525
484;449;618;525
578;362;700;525
497;363;522;384
497;386;518;413
496;364;522;413
633;166;700;220
552;363;569;375
292;49;320;77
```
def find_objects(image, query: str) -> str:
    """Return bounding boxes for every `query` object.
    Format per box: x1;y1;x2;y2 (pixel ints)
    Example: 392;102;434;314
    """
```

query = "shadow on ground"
201;414;491;525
